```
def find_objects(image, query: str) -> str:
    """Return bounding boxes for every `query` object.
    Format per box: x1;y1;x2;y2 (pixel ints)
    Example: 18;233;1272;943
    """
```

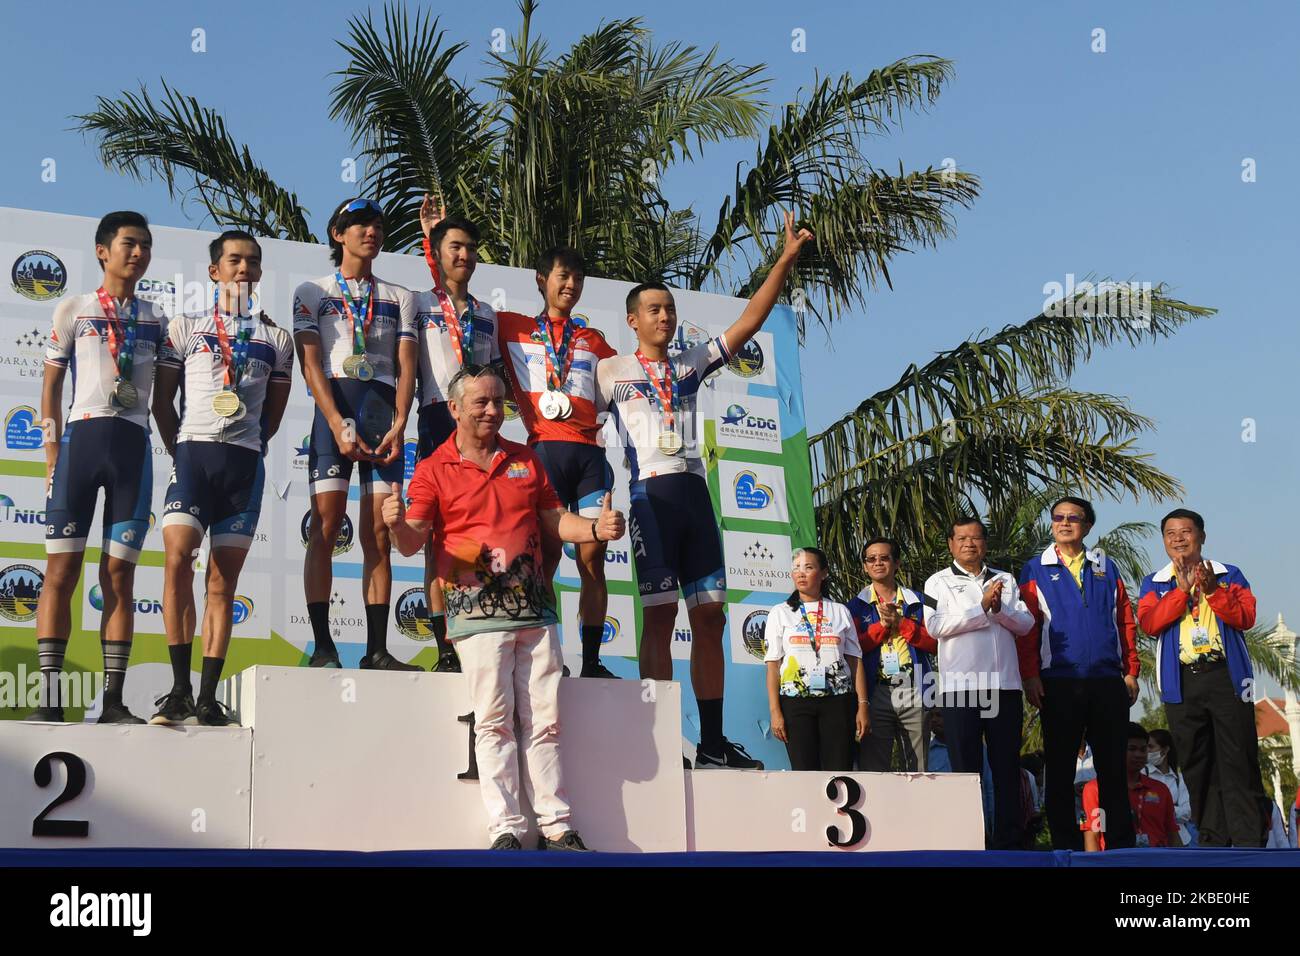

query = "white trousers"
456;625;571;840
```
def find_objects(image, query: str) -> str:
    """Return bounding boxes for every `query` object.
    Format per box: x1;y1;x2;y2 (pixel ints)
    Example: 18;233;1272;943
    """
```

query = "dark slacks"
1167;662;1268;847
943;689;1024;849
1040;675;1135;850
781;693;856;771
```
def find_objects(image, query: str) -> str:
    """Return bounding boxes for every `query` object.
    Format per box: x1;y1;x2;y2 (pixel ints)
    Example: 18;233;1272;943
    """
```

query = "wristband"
591;519;601;542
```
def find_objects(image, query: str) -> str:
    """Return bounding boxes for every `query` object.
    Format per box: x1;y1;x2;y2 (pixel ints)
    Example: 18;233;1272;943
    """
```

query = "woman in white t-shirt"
765;548;869;771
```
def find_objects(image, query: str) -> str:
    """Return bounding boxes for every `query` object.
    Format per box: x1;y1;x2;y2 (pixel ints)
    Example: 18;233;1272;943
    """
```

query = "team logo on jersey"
741;609;768;661
394;587;433;641
232;596;254;626
506;462;531;480
611;381;654;404
732;470;774;511
299;511;354;556
0;564;43;622
5;406;43;450
11;250;67;301
726;338;764;378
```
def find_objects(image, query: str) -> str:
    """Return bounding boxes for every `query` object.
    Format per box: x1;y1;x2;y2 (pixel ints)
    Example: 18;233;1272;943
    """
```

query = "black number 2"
32;752;90;838
825;775;866;848
457;713;478;781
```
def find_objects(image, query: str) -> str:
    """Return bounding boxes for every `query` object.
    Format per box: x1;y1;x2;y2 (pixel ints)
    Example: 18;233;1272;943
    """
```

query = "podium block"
685;770;985;851
0;723;252;849
231;666;687;852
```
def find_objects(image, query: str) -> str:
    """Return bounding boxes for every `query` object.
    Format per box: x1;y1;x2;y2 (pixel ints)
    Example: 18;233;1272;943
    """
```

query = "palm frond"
73;81;314;241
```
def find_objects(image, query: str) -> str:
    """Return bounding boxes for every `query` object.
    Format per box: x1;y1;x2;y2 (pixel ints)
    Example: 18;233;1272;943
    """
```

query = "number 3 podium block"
0;723;252;849
686;771;986;851
230;666;688;852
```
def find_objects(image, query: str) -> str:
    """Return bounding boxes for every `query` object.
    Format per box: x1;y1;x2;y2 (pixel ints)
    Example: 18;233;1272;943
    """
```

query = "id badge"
881;649;901;677
1190;627;1212;654
807;666;827;692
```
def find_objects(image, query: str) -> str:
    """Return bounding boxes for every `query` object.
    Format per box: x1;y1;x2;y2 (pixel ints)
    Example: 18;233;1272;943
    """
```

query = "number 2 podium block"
230;666;688;852
0;723;252;849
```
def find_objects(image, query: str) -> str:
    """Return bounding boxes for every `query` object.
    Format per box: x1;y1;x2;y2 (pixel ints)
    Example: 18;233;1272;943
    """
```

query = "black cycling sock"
698;697;724;755
365;603;389;658
169;642;193;694
307;602;336;657
580;625;604;667
37;638;68;709
431;612;450;655
198;656;224;706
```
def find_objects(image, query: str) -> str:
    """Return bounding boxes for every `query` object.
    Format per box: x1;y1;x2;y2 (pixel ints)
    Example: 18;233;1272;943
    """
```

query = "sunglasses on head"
336;198;384;217
447;363;500;389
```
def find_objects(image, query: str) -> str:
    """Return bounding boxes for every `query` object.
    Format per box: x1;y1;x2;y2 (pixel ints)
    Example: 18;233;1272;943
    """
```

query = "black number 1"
825;775;866;848
457;712;478;780
32;752;90;838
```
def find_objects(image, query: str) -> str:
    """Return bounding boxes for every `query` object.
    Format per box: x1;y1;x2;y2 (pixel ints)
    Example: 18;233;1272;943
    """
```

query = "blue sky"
3;1;1297;690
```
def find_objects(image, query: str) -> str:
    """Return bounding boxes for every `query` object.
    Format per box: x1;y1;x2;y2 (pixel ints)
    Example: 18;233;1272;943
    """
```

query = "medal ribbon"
430;283;477;367
334;270;374;357
797;599;824;655
634;350;679;429
212;292;253;390
96;287;138;382
535;312;576;392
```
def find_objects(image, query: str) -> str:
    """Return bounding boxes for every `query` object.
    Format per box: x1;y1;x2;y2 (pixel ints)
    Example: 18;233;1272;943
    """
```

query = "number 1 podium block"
0;723;252;849
229;666;687;852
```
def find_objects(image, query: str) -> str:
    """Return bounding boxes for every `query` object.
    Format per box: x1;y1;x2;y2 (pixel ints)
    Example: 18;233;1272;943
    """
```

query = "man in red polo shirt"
383;364;626;850
1082;722;1180;850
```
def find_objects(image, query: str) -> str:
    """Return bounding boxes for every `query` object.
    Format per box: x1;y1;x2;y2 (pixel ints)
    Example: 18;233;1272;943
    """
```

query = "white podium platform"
0;722;252;849
229;666;688;852
1;666;986;853
685;769;985;852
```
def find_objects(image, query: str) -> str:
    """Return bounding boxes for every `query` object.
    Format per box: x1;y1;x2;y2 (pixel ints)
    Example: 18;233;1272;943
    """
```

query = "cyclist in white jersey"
151;231;293;725
32;211;164;724
412;194;502;672
597;211;814;768
291;198;420;671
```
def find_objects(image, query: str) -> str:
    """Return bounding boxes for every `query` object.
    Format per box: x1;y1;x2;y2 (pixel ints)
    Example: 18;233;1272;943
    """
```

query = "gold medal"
113;380;138;409
657;430;683;455
342;354;364;379
212;390;242;418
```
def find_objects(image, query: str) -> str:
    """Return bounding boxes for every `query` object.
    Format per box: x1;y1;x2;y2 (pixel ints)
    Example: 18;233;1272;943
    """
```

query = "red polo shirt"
1080;775;1178;849
406;434;562;638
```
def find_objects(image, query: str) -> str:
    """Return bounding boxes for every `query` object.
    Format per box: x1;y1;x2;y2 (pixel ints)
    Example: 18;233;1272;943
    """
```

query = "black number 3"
32;752;90;838
825;775;866;848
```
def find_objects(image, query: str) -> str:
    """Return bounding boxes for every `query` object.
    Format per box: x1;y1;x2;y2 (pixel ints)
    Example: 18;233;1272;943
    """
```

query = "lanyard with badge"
873;585;907;678
1184;573;1214;656
334;270;375;381
430;281;478;371
797;600;827;691
211;288;254;420
634;350;683;455
536;312;576;421
96;287;140;409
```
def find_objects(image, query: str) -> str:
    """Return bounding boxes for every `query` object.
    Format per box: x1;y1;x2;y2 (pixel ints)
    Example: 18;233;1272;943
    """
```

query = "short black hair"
1127;722;1149;742
536;246;585;279
1160;508;1205;534
862;537;900;562
626;281;672;315
949;516;987;539
327;198;385;267
1051;496;1096;526
94;211;151;266
209;229;261;265
429;217;480;257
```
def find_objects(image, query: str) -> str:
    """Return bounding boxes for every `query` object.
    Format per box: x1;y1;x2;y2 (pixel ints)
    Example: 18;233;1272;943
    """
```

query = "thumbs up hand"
382;482;406;529
594;492;625;542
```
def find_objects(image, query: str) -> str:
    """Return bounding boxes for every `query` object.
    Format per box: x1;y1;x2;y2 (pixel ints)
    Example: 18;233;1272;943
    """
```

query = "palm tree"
75;0;978;337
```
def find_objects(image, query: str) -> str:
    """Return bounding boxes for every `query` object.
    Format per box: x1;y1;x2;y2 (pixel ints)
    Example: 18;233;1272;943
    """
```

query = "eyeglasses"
336;198;384;217
1051;514;1086;524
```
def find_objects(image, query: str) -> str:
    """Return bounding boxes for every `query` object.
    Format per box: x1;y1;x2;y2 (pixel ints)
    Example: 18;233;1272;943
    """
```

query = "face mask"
1147;750;1167;770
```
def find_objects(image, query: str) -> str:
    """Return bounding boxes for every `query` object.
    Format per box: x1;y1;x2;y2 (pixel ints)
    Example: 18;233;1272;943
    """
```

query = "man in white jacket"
924;516;1036;849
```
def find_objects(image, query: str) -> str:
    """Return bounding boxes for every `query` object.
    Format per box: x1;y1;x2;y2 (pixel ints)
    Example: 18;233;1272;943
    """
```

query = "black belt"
1182;655;1226;675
